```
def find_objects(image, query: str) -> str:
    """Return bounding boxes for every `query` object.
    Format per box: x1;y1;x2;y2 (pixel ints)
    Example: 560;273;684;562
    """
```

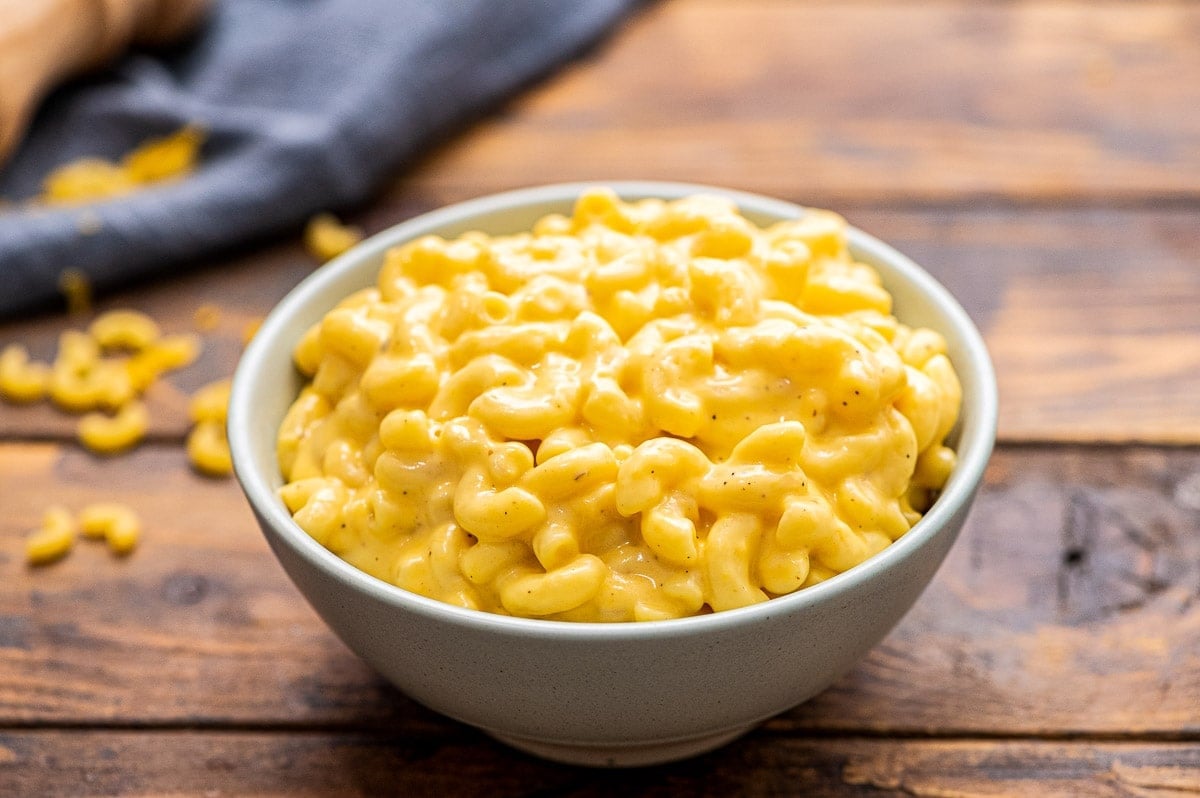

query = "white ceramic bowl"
229;182;997;767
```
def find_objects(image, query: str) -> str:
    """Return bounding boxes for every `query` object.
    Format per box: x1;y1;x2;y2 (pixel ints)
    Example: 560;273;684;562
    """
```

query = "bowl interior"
229;181;997;635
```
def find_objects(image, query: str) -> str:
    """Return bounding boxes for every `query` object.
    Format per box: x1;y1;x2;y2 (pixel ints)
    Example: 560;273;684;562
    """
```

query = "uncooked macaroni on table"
0;308;201;455
277;189;962;621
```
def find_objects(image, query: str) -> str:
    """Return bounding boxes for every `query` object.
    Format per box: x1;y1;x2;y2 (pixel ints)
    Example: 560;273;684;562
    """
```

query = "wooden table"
3;1;1199;794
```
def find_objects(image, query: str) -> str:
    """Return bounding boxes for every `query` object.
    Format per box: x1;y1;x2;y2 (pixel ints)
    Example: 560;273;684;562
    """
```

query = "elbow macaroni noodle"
277;189;962;621
38;126;204;206
25;503;142;565
187;378;234;476
1;302;242;482
0;344;50;403
77;400;149;454
25;506;76;566
79;503;142;556
7;296;240;571
305;213;365;263
1;310;204;458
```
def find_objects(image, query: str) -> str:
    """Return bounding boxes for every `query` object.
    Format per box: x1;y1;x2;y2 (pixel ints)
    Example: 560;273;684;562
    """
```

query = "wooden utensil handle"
0;0;210;163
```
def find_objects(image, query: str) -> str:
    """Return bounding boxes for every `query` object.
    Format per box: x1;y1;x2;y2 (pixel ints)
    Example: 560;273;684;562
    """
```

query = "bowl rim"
229;180;998;640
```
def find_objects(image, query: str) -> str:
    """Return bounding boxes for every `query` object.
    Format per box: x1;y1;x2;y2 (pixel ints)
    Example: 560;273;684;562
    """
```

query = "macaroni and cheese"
277;189;962;622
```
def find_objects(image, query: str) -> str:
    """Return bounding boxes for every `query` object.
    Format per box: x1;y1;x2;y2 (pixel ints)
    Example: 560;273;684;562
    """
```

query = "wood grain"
3;443;1199;736
1;731;1198;796
3;0;1198;789
5;207;1198;444
397;0;1200;205
850;208;1200;444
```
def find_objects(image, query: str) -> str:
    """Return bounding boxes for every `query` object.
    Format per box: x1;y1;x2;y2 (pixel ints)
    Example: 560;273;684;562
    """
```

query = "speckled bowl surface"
228;182;997;767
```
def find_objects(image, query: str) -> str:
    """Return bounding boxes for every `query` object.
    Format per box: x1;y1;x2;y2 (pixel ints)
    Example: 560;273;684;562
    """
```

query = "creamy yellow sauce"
277;189;961;621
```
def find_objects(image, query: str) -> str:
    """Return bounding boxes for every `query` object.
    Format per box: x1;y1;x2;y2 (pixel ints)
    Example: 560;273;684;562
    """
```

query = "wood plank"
846;207;1200;444
0;731;1198;796
4;207;1198;444
395;0;1200;204
2;443;1199;736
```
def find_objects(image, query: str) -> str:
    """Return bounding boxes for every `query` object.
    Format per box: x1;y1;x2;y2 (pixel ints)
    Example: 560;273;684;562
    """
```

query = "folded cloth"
0;0;640;318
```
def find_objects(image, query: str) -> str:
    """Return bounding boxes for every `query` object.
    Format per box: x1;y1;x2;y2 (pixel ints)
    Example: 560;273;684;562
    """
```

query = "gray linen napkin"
0;0;640;317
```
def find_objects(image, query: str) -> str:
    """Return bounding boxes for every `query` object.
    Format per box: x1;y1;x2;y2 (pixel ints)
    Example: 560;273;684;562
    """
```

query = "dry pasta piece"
38;126;205;206
49;360;135;414
90;310;160;352
31;312;198;414
188;418;233;476
92;360;137;410
126;333;202;391
48;369;106;413
0;344;50;403
78;503;141;556
42;159;137;204
48;330;104;412
187;379;233;476
55;328;100;370
77;400;149;454
122;126;204;183
188;378;231;423
26;506;76;566
304;213;364;263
